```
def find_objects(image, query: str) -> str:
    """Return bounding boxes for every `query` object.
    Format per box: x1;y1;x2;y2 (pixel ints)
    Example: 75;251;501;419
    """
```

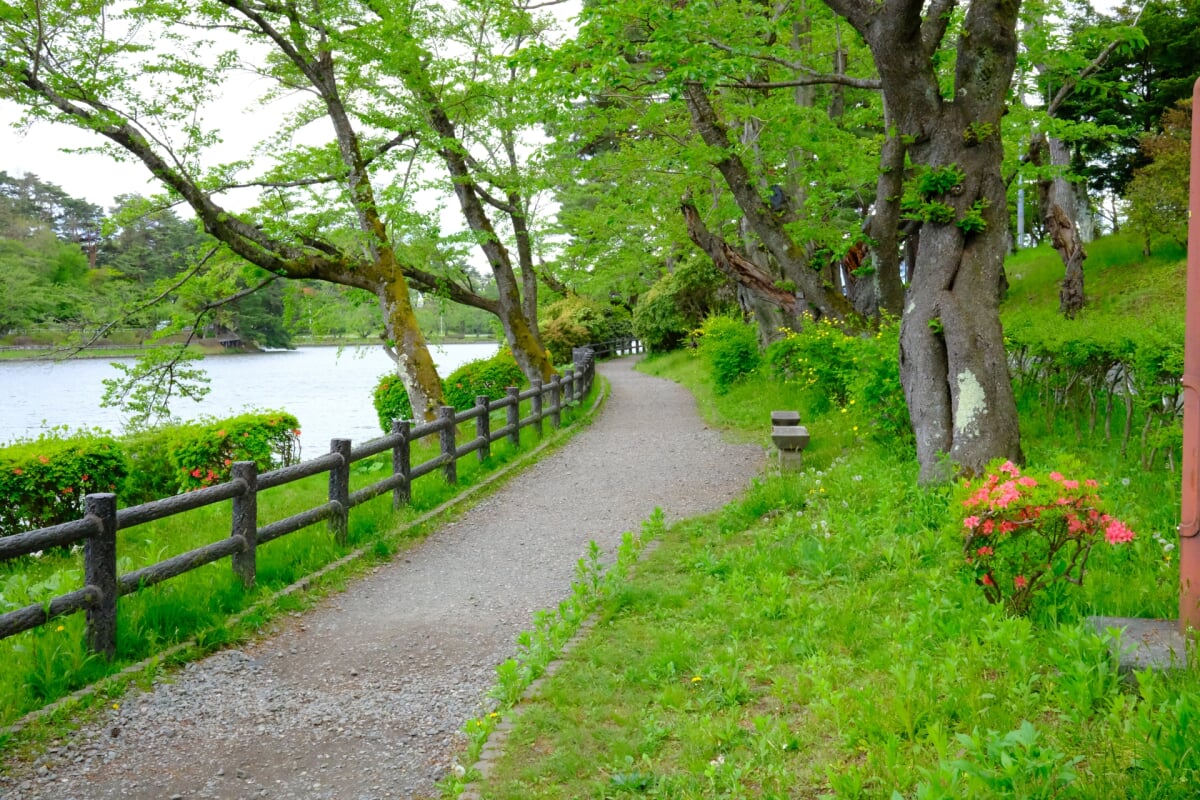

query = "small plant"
958;460;1136;616
697;315;761;394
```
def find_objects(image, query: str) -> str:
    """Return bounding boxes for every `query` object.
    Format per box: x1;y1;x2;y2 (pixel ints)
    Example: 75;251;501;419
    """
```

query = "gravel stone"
0;359;762;800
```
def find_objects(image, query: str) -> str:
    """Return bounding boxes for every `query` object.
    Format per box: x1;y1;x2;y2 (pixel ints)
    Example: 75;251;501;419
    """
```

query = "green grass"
0;388;600;738
458;235;1200;798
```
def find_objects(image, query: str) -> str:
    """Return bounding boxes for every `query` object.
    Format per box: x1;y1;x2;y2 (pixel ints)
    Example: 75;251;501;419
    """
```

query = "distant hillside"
1001;233;1187;327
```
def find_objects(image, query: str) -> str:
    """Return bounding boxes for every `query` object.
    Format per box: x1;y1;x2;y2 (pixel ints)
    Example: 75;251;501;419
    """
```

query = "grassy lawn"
458;235;1199;799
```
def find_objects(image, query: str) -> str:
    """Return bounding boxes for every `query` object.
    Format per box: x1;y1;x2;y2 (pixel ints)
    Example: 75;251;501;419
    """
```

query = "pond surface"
0;343;498;456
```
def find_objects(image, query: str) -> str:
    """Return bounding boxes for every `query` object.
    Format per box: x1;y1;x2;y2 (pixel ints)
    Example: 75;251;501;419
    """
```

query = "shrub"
539;296;632;364
633;259;729;353
373;373;414;432
698;315;761;394
0;430;128;536
957;459;1135;616
442;349;526;411
172;412;301;492
120;412;301;502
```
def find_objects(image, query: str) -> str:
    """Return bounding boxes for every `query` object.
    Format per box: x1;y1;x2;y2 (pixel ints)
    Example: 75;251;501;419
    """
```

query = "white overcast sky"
0;1;583;211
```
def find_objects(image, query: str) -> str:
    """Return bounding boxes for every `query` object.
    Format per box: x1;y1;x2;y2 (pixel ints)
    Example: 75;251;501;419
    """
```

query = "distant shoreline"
0;337;499;363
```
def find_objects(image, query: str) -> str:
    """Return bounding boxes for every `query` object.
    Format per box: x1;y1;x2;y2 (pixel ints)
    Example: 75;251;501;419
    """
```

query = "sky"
0;1;583;212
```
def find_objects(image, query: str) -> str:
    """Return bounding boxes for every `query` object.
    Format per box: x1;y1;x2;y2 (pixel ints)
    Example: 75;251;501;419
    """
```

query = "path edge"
1;376;612;745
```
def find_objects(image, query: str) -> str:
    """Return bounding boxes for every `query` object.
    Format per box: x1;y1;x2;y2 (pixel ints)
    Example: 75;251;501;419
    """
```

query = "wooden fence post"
507;386;521;447
475;396;491;462
392;419;411;509
231;461;258;588
563;368;574;405
329;439;351;545
531;380;543;437
439;406;458;484
84;493;118;660
550;375;562;429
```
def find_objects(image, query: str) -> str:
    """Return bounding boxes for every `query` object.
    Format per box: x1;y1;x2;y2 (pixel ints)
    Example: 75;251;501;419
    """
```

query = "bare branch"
723;74;881;91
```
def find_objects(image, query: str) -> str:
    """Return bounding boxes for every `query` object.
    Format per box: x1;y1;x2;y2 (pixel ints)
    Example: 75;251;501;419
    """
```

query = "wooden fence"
0;346;610;659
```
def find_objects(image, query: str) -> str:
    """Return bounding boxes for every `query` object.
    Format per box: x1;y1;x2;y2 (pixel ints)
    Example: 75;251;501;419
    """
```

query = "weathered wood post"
84;493;118;659
328;439;351;546
392;420;411;509
231;461;258;588
531;380;544;437
439;406;458;484
550;375;562;429
506;387;520;447
563;368;575;405
475;396;491;462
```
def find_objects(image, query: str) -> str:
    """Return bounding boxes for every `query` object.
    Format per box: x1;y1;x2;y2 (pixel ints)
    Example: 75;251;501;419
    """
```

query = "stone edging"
2;379;611;741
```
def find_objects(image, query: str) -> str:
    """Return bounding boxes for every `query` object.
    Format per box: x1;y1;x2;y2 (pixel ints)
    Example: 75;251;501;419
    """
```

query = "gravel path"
0;358;763;800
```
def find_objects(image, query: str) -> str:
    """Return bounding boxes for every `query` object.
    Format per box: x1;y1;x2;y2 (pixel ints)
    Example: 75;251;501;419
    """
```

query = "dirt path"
0;358;763;800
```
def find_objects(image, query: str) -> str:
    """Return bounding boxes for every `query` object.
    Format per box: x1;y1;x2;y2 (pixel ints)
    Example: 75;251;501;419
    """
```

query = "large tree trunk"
826;0;1025;482
864;130;908;317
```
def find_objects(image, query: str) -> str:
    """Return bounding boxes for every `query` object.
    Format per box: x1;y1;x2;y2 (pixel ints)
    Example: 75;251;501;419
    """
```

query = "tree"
0;0;563;419
553;0;890;344
817;0;1026;482
1126;99;1191;252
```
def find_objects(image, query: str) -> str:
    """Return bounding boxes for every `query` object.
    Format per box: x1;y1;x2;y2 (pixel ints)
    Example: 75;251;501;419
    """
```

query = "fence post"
475;396;491;462
550;374;562;429
392;419;411;509
439;405;458;485
84;493;118;660
506;386;520;447
329;439;351;546
563;368;575;405
531;380;544;437
231;461;258;588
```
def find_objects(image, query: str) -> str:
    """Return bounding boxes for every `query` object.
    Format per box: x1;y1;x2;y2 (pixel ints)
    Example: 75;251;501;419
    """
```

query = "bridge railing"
0;350;598;659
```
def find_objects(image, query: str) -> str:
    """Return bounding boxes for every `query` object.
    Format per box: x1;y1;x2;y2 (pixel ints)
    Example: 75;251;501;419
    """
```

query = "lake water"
0;343;498;455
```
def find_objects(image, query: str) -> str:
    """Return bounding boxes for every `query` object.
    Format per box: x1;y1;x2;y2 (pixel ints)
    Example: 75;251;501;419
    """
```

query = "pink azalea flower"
963;515;981;529
1048;471;1064;482
1062;479;1080;490
1017;476;1038;488
981;519;995;534
1014;575;1028;589
999;461;1020;476
1105;519;1135;545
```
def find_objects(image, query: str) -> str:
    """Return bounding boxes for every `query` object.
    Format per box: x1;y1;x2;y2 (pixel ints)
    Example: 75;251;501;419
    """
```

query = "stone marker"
770;410;801;427
771;424;809;471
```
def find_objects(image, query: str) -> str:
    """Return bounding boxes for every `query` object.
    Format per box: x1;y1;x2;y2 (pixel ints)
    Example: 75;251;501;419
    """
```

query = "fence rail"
0;347;609;658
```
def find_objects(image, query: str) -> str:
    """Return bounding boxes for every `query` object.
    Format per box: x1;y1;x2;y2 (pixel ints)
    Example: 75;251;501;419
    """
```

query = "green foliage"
1126;100;1191;252
764;317;910;441
100;348;212;431
633;258;729;353
119;412;300;502
539;295;632;364
697;315;760;394
0;431;128;536
442;349;527;412
373;373;414;432
915;164;966;198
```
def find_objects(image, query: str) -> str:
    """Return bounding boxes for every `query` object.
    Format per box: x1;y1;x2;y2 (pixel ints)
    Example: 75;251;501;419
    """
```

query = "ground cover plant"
459;236;1198;798
0;386;599;734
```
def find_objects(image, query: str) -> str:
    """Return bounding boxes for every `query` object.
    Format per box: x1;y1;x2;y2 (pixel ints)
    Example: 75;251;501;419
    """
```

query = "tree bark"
1031;133;1087;318
682;83;859;322
825;0;1025;482
402;69;556;383
680;199;802;320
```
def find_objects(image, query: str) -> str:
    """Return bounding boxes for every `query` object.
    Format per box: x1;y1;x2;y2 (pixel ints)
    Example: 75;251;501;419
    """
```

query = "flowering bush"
958;460;1136;616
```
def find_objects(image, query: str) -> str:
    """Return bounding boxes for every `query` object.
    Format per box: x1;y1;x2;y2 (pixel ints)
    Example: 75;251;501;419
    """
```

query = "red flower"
191;468;202;478
38;455;49;464
1014;575;1028;589
981;574;995;586
12;468;22;475
976;546;993;556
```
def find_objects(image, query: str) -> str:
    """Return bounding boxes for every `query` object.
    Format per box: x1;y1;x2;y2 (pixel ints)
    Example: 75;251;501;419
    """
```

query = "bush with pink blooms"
957;460;1136;616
